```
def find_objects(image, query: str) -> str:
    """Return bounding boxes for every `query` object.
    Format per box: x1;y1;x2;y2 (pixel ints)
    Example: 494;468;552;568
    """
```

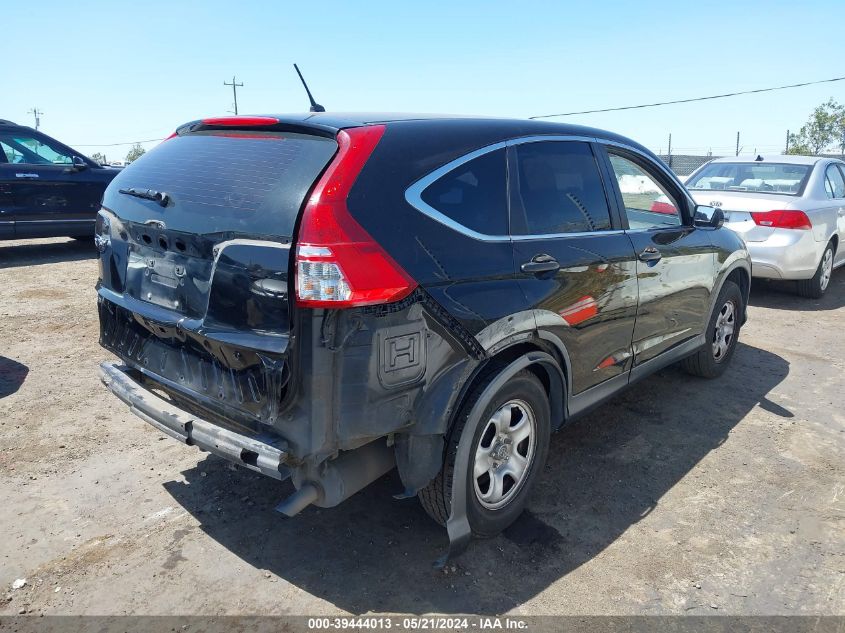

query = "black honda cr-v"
97;113;750;557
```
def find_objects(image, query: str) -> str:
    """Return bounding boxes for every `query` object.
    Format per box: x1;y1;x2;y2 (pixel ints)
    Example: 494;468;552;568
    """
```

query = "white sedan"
684;155;845;298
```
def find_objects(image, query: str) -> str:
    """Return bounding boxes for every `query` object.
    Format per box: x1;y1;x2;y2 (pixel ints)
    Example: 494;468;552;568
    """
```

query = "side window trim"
824;164;833;198
601;143;692;229
407;134;634;242
405;140;511;242
592;143;629;230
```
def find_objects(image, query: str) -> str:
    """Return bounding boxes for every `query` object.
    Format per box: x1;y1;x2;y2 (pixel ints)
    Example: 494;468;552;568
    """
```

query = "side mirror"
693;205;723;228
70;156;88;172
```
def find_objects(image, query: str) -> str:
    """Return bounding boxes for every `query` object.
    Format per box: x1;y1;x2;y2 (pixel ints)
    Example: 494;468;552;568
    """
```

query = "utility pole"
667;133;673;168
735;131;740;157
785;129;790;154
223;76;244;115
27;107;43;130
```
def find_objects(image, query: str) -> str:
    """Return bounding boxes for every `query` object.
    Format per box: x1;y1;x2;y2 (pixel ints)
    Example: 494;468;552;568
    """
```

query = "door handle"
521;254;560;275
638;246;662;263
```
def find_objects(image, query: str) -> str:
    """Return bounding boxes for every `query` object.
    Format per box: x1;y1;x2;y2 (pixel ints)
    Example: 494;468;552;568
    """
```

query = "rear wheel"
418;369;551;537
681;280;742;378
796;242;834;299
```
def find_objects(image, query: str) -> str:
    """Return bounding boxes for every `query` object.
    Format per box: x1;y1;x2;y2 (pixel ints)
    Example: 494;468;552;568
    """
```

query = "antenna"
293;64;325;112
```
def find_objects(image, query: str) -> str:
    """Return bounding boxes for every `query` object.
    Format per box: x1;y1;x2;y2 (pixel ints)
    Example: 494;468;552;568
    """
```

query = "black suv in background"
0;119;120;240
97;114;750;557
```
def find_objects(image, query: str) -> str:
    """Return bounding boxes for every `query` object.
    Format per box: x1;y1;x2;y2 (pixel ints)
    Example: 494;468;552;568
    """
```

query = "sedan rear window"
687;162;812;195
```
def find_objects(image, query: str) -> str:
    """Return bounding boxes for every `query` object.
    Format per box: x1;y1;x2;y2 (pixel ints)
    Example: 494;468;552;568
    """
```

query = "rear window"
103;131;337;237
686;162;812;195
420;148;508;235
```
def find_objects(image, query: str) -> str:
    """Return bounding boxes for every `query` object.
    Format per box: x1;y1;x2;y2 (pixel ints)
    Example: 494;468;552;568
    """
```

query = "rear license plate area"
134;253;189;311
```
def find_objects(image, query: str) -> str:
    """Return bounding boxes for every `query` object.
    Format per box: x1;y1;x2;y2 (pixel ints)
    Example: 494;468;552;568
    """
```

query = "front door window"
0;133;73;165
607;153;682;228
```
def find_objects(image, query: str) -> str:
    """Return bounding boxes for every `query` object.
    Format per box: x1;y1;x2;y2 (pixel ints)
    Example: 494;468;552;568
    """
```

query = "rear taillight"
295;125;417;308
750;210;812;230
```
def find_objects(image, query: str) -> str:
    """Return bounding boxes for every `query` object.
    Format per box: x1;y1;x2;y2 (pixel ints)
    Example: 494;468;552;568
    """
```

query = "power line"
530;76;845;119
72;74;845;148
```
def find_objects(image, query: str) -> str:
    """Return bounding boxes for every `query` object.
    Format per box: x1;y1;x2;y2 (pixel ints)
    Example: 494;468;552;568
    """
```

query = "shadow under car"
163;342;789;614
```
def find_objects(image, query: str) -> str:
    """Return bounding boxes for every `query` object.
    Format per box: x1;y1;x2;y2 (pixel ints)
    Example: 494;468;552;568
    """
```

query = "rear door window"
103;131;338;238
420;148;508;235
512;141;612;235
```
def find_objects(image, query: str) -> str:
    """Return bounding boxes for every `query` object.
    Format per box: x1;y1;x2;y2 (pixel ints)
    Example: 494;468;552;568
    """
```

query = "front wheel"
796;243;834;299
418;369;551;538
681;280;743;378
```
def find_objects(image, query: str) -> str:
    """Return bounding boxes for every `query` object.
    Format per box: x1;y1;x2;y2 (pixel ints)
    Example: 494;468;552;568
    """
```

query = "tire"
418;368;551;538
796;242;835;299
681;280;743;379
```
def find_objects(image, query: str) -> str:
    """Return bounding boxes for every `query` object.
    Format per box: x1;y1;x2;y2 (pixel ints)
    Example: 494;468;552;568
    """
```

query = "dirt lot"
0;237;843;616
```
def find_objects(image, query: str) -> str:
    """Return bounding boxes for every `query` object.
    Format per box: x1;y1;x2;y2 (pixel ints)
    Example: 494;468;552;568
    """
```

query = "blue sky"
6;0;845;160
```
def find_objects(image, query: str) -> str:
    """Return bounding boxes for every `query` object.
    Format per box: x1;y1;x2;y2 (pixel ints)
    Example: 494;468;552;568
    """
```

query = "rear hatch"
96;124;338;424
688;191;802;242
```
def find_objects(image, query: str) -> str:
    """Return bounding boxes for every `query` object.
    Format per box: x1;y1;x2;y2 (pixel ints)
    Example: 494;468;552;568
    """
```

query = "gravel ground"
1;237;843;616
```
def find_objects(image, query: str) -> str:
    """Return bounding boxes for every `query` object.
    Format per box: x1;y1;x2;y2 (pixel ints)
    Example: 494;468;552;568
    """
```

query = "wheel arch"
724;266;750;322
710;258;751;324
430;348;564;561
479;340;567;430
397;326;568;498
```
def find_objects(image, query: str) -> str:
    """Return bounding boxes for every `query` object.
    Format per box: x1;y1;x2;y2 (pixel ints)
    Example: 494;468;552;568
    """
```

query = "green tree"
125;143;146;163
786;99;844;155
90;152;106;165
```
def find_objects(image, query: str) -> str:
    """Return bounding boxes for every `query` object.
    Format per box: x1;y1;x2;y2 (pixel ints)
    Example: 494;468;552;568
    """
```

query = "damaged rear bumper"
99;361;291;480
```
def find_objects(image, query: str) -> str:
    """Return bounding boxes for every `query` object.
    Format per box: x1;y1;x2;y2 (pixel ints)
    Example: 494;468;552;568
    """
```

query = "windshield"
686;162;811;196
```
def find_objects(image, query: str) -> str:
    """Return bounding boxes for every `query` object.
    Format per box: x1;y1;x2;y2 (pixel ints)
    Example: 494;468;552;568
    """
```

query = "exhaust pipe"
275;439;395;517
275;483;319;517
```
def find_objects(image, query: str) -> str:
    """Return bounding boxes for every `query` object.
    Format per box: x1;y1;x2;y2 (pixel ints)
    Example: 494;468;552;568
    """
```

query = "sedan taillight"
750;210;812;230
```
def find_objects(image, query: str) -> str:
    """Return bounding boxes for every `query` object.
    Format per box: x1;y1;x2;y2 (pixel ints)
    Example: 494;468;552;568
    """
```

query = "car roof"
708;154;825;166
235;112;656;155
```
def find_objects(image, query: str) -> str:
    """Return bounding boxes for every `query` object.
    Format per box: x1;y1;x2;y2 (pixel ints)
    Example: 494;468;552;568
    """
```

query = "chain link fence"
656;154;721;177
656;152;845;177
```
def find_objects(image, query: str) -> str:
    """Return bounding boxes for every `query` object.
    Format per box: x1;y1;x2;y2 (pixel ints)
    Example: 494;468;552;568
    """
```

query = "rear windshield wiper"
119;187;170;207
